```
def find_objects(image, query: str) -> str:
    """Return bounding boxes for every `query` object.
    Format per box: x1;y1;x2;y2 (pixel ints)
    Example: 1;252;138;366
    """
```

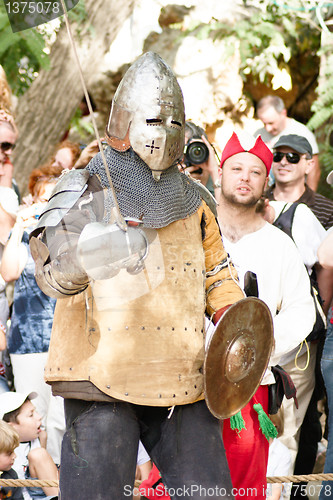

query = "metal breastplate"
45;211;206;406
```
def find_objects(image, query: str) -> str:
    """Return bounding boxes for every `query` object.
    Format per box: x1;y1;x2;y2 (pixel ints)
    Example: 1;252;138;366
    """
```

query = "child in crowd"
0;392;58;500
0;420;23;499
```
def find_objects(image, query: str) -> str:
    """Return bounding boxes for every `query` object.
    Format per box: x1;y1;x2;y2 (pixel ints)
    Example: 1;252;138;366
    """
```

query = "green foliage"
0;0;87;96
69;107;94;142
306;31;333;192
184;0;321;84
67;0;90;38
308;107;333;130
0;3;49;95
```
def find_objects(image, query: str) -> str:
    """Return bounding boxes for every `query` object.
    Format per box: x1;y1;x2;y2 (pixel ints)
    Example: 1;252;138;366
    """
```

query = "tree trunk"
13;0;135;193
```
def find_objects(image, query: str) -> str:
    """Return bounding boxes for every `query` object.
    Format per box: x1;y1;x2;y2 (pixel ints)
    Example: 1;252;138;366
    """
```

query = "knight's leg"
59;399;140;500
145;400;234;500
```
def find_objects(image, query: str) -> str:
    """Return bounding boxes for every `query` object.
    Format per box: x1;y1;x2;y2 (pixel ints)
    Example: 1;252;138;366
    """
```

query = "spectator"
0;391;58;500
254;96;320;191
266;134;333;301
0;110;19;245
0;164;65;466
181;121;221;199
0;419;24;500
0;110;20;201
266;134;333;499
0;110;19;396
216;131;315;500
51;140;81;170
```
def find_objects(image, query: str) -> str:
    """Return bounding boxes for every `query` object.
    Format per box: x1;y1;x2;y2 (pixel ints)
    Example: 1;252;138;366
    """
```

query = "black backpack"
273;202;326;342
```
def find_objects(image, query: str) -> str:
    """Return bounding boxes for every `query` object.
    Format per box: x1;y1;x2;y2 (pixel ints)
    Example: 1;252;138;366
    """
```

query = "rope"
58;0;127;231
0;479;58;487
2;473;333;488
267;473;333;483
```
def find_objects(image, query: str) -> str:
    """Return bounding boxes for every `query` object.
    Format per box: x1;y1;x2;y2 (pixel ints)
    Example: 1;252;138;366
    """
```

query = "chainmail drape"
86;146;202;228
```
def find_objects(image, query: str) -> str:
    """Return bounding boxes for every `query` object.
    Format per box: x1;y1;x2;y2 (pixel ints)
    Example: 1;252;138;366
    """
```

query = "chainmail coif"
86;147;202;228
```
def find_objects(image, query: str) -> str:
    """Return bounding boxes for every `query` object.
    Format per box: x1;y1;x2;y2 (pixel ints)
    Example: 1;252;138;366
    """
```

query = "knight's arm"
199;200;244;318
29;169;104;299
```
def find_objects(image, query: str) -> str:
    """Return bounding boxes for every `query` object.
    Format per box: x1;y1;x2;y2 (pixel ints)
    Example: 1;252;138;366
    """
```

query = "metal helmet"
106;52;185;180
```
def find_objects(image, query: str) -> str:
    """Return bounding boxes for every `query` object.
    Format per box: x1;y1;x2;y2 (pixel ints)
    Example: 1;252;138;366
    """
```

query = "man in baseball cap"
266;134;333;230
266;133;333;498
273;134;313;157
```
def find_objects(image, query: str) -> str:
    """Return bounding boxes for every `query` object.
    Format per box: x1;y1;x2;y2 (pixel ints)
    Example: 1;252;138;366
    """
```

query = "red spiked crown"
220;132;272;174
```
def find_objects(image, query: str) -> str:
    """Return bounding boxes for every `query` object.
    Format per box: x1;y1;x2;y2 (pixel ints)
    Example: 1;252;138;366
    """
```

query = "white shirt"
267;438;292;500
254;118;319;154
0;186;19;217
137;441;150;466
222;223;316;383
13;439;41;500
270;201;327;272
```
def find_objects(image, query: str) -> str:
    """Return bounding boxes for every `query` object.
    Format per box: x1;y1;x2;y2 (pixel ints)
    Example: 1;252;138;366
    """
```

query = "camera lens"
185;141;209;165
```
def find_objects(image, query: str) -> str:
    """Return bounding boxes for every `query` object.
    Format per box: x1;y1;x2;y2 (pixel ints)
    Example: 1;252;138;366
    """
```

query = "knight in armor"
29;52;244;499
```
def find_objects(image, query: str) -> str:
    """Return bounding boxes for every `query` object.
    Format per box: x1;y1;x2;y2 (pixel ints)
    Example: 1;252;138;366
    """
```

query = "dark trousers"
59;399;234;500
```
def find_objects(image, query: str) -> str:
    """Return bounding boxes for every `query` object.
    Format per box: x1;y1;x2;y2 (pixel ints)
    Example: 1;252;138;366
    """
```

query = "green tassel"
253;403;278;441
230;410;246;435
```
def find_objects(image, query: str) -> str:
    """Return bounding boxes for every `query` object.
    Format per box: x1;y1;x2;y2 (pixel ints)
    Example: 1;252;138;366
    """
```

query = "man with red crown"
30;52;245;499
216;132;316;499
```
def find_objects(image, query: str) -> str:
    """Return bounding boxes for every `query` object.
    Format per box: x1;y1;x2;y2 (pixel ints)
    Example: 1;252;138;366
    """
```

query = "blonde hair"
0;420;19;454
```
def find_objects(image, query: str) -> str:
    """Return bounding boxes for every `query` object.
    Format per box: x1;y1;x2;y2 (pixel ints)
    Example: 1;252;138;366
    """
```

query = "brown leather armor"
45;212;206;406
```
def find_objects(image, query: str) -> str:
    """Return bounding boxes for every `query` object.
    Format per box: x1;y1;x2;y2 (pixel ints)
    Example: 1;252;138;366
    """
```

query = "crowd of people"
0;51;332;500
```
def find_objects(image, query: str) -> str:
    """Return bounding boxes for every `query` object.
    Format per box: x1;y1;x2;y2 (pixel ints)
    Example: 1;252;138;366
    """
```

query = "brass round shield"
204;297;273;419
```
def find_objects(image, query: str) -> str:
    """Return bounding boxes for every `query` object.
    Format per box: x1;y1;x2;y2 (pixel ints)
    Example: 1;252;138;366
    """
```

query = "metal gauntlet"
30;236;89;299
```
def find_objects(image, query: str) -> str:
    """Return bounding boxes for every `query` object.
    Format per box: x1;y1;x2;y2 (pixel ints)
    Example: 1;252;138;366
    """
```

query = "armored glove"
30;236;89;299
77;220;148;281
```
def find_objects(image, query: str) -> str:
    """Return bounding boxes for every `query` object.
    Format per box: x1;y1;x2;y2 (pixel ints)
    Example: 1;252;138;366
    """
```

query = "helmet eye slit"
146;118;163;126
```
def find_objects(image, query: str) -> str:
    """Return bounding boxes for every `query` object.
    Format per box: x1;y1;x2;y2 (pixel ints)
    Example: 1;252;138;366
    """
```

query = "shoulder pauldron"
33;169;90;235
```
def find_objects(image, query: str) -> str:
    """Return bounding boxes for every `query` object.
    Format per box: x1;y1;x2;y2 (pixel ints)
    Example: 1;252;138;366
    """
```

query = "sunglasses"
0;142;16;152
273;151;302;164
